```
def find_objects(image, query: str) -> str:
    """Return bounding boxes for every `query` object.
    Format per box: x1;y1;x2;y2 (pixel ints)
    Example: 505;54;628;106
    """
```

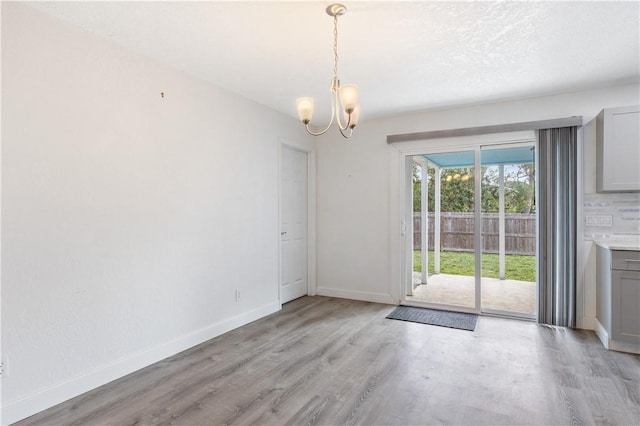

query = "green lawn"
413;250;536;282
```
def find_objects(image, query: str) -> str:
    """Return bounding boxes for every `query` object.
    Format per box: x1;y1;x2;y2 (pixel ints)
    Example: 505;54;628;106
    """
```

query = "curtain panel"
538;127;578;328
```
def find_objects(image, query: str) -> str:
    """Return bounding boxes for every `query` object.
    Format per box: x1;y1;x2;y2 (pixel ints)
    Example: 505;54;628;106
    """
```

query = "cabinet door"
611;269;640;343
597;106;640;192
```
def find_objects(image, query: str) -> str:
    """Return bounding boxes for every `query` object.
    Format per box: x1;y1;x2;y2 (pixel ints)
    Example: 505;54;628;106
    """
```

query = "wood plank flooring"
16;296;640;425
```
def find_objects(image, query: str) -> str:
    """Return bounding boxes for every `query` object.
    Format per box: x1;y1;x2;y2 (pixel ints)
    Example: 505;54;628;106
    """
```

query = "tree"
437;168;475;212
515;163;536;213
412;161;535;214
413;162;422;212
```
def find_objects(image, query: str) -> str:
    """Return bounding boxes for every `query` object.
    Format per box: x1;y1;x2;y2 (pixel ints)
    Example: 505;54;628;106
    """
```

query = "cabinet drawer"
612;250;640;271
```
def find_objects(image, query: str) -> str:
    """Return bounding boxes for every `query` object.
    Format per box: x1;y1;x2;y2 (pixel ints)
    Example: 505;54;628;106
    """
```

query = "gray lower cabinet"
596;246;640;353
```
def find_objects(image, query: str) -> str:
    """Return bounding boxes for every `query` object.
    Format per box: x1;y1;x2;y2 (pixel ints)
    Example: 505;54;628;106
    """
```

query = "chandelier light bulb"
344;104;361;129
296;97;314;124
339;84;359;113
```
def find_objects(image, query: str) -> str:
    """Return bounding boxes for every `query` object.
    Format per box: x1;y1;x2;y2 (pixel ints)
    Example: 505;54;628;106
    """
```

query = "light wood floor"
17;296;640;425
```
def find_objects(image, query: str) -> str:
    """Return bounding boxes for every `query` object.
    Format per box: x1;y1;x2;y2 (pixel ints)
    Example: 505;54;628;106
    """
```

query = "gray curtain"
538;127;577;328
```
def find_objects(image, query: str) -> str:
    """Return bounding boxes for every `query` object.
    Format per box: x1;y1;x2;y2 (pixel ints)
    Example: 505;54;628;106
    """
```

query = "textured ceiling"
25;1;640;124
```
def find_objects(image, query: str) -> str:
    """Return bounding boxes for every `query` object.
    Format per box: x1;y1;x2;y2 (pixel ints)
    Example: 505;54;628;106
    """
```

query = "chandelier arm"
304;118;334;136
337;111;352;131
304;89;338;136
304;123;331;137
338;125;354;139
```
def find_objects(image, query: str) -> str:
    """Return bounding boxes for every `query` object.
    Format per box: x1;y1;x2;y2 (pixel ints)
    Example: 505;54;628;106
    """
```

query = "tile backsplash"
583;192;640;240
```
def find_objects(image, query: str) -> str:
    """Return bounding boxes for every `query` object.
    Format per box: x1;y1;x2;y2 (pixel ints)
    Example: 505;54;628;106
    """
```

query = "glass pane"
408;151;475;309
480;146;536;316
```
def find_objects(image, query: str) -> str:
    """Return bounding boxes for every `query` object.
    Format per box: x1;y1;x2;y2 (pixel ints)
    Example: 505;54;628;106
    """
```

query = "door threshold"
481;309;536;322
402;299;536;321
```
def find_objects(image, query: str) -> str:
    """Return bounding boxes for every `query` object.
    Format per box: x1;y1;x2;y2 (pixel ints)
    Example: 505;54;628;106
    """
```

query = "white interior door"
280;145;308;303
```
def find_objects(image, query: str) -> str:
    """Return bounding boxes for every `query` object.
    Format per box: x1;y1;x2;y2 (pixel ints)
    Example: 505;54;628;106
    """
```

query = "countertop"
594;239;640;251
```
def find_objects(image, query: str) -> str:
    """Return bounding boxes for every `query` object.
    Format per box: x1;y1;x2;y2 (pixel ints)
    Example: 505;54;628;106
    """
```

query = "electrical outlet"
235;289;241;302
585;214;613;227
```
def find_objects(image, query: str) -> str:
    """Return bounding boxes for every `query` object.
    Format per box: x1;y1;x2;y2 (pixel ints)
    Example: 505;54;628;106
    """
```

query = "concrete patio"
409;272;536;315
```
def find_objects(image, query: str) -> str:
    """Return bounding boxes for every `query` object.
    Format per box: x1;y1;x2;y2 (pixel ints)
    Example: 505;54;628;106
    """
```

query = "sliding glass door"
480;145;537;318
407;149;477;312
406;143;537;318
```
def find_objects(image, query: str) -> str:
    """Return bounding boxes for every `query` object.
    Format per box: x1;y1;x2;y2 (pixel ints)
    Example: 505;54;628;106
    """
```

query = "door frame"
389;131;537;314
278;137;316;306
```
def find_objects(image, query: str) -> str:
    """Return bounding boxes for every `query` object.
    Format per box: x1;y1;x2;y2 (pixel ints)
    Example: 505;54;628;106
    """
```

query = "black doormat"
386;306;478;331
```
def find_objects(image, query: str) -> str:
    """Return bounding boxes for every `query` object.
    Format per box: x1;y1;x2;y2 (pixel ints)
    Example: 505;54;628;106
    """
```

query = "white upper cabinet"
596;105;640;192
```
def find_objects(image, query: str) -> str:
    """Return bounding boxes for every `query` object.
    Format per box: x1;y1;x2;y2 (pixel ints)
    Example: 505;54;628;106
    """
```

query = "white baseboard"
2;301;280;426
594;318;610;349
316;287;397;305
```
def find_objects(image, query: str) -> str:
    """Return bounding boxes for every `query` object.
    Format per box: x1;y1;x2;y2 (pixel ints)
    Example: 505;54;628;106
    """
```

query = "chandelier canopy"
296;3;360;138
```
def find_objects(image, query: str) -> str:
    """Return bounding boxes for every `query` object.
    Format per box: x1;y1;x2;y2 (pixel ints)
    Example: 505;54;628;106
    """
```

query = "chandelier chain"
333;14;339;82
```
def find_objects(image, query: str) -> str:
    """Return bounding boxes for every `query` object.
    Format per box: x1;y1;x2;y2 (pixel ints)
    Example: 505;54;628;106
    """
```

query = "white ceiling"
26;1;640;124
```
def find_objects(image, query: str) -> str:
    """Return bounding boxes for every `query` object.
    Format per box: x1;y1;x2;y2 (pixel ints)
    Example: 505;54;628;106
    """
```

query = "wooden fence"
413;212;536;255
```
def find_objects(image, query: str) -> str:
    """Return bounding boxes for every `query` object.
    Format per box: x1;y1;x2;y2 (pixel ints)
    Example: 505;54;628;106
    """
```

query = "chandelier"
296;3;360;138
